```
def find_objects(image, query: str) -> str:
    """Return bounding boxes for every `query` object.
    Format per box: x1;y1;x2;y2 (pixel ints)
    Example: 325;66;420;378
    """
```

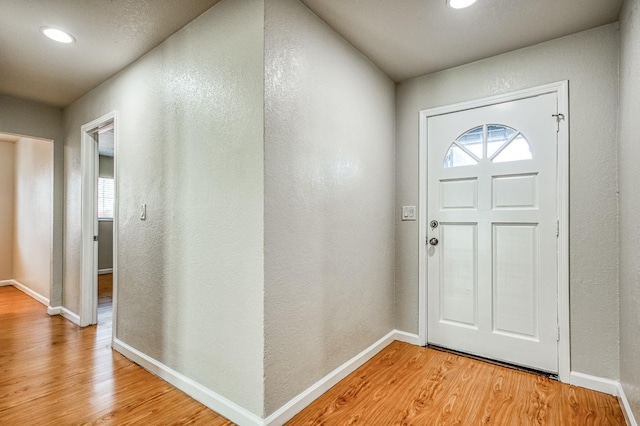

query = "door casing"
80;110;118;340
417;81;569;382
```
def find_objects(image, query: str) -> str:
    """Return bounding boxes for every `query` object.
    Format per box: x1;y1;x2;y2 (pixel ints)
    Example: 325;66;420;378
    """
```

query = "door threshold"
426;344;558;380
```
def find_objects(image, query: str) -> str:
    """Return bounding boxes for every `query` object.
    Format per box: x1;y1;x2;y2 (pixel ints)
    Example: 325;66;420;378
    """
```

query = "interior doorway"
80;112;117;336
0;132;54;306
97;125;115;326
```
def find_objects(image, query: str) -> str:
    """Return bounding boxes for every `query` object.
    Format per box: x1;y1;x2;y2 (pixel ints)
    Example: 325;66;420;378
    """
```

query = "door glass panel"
487;125;517;158
456;126;483;159
493;135;532;163
444;145;478;168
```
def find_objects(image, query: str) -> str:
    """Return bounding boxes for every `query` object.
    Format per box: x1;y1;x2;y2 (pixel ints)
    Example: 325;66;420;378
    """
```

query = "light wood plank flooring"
0;283;626;425
288;341;626;425
0;282;233;425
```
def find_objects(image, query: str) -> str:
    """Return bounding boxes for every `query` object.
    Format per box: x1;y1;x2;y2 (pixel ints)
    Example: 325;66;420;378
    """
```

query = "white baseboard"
9;279;50;307
617;382;638;426
393;330;421;345
0;280;13;286
112;330;415;426
48;305;81;325
47;306;61;315
60;307;80;325
264;329;416;425
570;371;637;426
98;268;113;275
112;338;264;426
570;371;619;395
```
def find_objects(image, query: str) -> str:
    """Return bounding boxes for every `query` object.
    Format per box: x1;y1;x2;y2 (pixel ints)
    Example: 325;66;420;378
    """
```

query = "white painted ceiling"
301;0;623;81
0;0;222;108
0;0;624;108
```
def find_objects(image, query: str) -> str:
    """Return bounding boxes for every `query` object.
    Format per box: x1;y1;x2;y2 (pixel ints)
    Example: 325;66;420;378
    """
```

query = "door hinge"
556;220;559;237
552;113;565;133
556;326;560;342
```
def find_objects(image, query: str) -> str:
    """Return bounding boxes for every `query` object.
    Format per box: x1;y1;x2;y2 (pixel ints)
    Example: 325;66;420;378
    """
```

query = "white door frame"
80;111;118;334
418;81;570;382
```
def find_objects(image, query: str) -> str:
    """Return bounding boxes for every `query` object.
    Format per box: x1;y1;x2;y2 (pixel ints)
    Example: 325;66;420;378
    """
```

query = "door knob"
429;238;439;246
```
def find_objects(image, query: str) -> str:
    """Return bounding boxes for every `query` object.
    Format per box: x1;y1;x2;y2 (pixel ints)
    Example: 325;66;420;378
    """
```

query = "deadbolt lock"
430;220;439;229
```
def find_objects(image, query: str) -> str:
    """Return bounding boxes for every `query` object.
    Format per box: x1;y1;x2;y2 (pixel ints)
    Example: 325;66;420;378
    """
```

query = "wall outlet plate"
402;206;416;221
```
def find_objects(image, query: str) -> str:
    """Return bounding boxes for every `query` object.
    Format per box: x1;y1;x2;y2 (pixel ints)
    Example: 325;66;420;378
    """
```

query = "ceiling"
301;0;623;82
0;0;624;108
0;0;222;108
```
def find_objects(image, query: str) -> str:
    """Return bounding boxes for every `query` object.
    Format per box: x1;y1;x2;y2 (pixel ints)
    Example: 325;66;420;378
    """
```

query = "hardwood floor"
0;283;233;425
287;341;626;425
0;284;626;425
98;273;113;326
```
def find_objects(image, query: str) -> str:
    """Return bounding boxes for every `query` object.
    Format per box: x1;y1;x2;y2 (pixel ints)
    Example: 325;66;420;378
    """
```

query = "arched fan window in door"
444;124;533;168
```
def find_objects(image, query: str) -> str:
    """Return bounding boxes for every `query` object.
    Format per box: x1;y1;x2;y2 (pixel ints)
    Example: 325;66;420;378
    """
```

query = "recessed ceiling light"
40;27;75;44
448;0;478;9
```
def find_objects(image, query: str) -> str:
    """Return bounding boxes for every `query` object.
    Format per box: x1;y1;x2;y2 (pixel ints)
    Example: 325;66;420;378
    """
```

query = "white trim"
61;307;81;325
570;371;618;395
0;280;13;286
47;305;61;315
418;81;571;381
46;305;81;325
570;372;638;426
618;382;639;426
80;111;116;327
392;330;421;345
111;112;119;343
265;330;412;425
113;330;417;425
98;268;113;275
112;338;264;426
9;280;50;306
418;109;428;346
556;81;571;383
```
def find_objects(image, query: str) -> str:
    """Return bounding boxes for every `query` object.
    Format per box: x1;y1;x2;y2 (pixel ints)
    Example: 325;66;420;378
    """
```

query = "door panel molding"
418;81;569;382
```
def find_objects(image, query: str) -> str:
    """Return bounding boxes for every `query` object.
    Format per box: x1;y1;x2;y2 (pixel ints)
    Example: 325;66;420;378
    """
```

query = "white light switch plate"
402;206;416;221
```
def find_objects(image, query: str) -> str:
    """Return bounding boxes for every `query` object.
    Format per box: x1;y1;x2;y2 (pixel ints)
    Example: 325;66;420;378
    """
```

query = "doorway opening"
80;112;117;339
0;132;54;307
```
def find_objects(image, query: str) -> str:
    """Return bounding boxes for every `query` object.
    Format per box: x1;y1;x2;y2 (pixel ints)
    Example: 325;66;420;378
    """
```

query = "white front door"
427;93;559;373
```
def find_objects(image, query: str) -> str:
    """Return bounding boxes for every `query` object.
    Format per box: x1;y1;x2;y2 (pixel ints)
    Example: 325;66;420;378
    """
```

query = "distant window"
98;178;114;219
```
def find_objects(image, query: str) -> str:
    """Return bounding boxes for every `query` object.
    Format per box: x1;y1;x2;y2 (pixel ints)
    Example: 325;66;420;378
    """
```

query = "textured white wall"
618;0;640;418
13;138;53;299
0;141;15;280
264;0;396;415
0;96;63;307
62;0;265;415
396;24;620;379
